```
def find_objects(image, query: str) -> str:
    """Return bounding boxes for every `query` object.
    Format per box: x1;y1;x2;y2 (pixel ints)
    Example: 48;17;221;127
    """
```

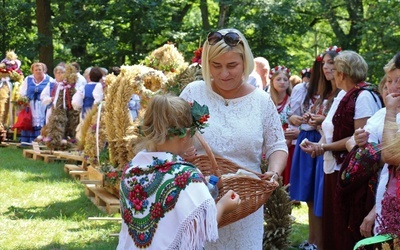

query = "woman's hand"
289;115;305;126
284;127;298;140
308;114;325;128
360;206;376;238
260;171;280;182
354;128;369;148
302;112;312;123
385;93;400;112
299;139;324;158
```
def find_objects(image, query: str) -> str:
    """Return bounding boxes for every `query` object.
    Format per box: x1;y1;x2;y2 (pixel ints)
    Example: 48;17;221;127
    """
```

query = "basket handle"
195;132;222;177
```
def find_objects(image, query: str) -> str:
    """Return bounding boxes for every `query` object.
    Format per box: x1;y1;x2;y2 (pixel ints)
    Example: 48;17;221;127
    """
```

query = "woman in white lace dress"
180;28;288;250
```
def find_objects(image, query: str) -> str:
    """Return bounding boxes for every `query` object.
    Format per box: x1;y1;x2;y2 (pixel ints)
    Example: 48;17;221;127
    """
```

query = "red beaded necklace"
276;94;289;114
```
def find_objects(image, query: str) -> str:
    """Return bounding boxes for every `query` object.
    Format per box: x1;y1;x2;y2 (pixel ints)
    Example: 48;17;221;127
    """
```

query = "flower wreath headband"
300;68;311;76
167;101;210;138
269;65;291;79
316;45;342;62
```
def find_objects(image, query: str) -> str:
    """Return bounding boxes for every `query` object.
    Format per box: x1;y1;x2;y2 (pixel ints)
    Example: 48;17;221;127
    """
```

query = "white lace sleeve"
262;93;288;160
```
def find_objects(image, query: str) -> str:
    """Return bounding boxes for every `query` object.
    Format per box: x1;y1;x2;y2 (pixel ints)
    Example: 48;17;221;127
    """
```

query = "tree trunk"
218;3;229;28
321;0;363;51
36;0;54;74
171;2;193;30
199;0;210;31
1;0;6;58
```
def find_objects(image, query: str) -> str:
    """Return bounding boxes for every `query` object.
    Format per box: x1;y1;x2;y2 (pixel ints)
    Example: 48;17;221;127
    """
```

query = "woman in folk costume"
19;62;53;144
289;57;325;250
72;66;104;119
375;90;400;245
40;65;66;124
71;66;104;139
301;50;382;250
117;94;240;250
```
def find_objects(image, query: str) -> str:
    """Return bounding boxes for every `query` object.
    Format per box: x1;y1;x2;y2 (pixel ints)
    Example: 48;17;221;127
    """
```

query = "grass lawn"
0;145;308;249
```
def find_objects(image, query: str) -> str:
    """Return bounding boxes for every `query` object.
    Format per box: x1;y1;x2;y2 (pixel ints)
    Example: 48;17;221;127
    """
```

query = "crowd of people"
0;60;135;147
118;28;400;250
1;27;399;250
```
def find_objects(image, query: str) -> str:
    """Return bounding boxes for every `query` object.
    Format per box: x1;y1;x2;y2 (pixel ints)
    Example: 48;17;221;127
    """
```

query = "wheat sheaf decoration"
103;65;168;169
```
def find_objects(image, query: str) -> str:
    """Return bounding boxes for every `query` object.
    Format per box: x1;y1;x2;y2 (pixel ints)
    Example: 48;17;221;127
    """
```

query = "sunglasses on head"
207;31;242;47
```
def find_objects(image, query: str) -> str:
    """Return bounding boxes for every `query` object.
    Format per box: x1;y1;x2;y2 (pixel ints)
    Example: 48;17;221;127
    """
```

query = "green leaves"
190;101;209;136
190;100;209;123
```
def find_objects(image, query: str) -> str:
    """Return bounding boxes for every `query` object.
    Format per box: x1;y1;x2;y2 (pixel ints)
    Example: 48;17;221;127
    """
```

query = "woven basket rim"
193;133;278;228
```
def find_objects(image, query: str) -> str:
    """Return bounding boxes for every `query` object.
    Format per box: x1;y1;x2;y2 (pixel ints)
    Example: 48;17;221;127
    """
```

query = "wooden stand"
64;164;88;180
55;151;88;168
85;185;120;214
22;149;57;163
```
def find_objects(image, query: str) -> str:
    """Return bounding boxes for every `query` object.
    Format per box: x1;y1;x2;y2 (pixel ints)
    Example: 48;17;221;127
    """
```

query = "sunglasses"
207;31;242;47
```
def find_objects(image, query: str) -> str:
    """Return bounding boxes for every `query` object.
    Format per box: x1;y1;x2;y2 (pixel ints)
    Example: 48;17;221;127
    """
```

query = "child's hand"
218;190;240;214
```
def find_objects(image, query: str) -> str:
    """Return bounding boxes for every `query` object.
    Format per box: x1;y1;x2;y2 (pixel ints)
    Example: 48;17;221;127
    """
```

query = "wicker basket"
192;133;279;228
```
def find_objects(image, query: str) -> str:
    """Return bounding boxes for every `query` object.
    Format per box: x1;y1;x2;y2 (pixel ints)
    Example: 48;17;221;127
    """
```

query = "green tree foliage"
1;0;399;83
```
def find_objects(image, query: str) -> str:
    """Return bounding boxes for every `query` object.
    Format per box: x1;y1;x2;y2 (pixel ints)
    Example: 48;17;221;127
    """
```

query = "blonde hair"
136;94;192;152
269;70;292;105
383;55;397;73
201;28;254;88
378;74;387;95
289;75;302;87
334;50;368;83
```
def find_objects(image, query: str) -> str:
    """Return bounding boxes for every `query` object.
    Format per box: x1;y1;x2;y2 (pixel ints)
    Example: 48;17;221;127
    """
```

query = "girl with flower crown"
269;65;297;186
291;46;345;250
300;68;311;83
117;94;240;250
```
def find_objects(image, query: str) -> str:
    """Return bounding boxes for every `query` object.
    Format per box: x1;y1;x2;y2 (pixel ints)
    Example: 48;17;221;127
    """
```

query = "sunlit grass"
289;203;309;248
0;146;120;250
